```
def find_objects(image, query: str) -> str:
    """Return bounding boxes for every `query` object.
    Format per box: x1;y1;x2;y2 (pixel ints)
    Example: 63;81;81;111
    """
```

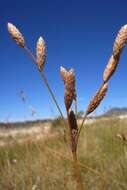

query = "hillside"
103;107;127;117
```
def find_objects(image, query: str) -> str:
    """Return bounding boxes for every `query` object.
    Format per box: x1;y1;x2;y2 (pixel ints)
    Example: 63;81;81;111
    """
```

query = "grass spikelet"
36;36;46;71
7;23;25;47
103;55;119;82
116;133;127;141
113;25;127;58
64;68;76;110
68;108;78;130
87;83;108;115
60;66;68;83
68;108;78;153
64;89;73;111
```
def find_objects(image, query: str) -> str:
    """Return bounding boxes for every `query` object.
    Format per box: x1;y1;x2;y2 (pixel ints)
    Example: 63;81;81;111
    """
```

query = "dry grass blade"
103;55;119;82
64;68;77;110
36;36;46;71
7;23;25;47
87;83;108;115
113;24;127;58
60;66;68;83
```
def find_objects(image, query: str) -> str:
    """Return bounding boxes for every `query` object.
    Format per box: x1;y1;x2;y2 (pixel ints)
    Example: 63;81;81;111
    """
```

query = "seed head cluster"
113;25;127;58
60;67;76;110
87;83;108;115
103;25;127;82
7;23;25;47
36;37;46;71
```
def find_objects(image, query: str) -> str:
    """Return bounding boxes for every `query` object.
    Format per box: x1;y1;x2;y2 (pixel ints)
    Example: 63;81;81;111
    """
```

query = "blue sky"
1;0;127;122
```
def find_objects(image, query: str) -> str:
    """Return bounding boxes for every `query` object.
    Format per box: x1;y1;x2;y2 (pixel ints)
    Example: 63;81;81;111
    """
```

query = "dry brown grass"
0;117;127;189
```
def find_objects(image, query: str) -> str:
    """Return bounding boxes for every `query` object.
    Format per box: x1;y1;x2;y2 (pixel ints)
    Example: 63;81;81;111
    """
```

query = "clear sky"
1;0;127;122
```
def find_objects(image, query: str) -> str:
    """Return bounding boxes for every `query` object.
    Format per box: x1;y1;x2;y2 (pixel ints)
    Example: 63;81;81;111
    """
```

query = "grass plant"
6;23;127;189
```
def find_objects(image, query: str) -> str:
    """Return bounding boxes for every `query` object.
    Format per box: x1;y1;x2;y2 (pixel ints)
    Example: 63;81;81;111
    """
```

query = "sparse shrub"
51;116;64;129
77;111;84;119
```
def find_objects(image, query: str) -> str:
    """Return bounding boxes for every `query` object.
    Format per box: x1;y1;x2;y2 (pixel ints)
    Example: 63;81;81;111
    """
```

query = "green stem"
79;113;87;134
75;100;78;119
76;113;87;148
40;70;64;121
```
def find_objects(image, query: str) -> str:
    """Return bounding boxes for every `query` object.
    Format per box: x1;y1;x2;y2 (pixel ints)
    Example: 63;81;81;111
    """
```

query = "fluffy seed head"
60;66;68;83
36;36;46;71
113;25;127;58
64;68;76;110
87;83;108;115
103;55;119;82
7;23;25;47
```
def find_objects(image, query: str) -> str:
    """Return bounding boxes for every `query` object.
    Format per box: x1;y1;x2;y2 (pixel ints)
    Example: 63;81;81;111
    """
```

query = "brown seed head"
36;37;46;71
67;69;76;100
68;108;78;152
60;66;68;83
113;24;127;58
68;108;78;130
87;83;108;115
64;68;76;110
103;55;119;82
7;23;25;47
116;133;127;141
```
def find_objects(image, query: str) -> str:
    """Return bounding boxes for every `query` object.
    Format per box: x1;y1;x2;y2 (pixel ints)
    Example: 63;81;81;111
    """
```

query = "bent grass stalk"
78;83;108;140
24;46;65;124
24;46;70;150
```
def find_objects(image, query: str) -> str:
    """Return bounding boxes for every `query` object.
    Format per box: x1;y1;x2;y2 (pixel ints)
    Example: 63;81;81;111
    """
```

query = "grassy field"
0;117;127;190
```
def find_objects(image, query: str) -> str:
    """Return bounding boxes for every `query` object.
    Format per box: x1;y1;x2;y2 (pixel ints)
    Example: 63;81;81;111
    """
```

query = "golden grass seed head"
64;91;73;111
113;24;127;58
60;66;68;83
36;36;46;71
87;83;108;115
103;55;119;82
7;23;25;47
66;69;76;101
64;68;76;110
